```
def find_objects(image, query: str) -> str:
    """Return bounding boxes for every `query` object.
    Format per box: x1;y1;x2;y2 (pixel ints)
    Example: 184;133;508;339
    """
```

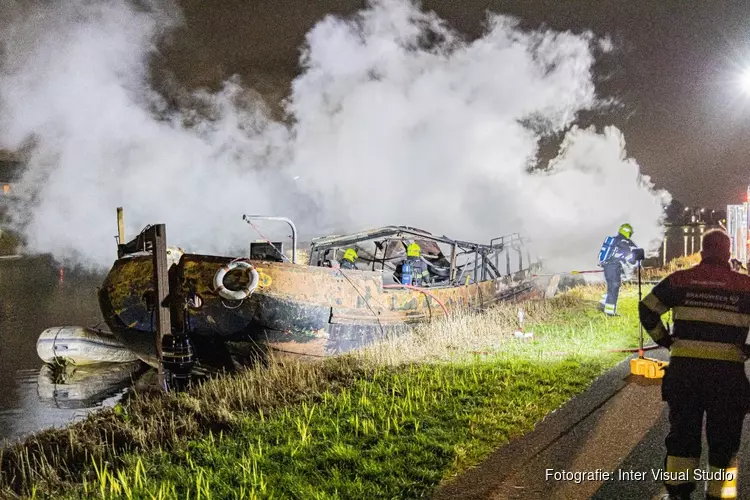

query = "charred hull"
99;223;541;368
99;256;538;367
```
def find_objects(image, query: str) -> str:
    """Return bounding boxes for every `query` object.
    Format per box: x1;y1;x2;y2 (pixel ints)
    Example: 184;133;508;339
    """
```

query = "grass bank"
642;253;700;281
1;285;645;499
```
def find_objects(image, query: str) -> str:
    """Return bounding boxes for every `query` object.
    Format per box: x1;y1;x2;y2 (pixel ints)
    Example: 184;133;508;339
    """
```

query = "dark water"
0;257;145;445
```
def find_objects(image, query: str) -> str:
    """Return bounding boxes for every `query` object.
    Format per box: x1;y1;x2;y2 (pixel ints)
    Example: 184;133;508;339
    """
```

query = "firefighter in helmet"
339;248;358;270
597;223;640;316
639;230;750;500
395;242;430;286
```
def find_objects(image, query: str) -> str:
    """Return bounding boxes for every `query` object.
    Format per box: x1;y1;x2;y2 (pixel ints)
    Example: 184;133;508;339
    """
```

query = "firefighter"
339;248;358;270
395;242;430;286
597;223;640;316
639;229;750;500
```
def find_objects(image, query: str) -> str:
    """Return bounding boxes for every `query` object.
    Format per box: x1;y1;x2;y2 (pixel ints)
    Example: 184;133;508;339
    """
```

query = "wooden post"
147;224;171;389
116;208;126;258
116;207;125;245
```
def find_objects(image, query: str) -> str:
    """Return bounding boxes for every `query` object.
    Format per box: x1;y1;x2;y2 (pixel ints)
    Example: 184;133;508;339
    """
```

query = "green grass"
3;285;646;499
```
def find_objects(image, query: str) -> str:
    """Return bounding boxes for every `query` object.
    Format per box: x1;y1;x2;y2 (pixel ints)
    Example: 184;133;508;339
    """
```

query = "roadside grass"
2;285;645;499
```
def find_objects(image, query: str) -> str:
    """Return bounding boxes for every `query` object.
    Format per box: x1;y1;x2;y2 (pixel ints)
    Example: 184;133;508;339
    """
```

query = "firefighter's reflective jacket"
339;258;356;270
639;260;750;363
410;257;430;285
601;234;639;270
394;257;431;286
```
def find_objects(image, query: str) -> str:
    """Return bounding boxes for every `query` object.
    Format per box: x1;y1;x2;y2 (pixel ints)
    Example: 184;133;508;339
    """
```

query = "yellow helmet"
618;223;633;239
343;248;358;262
406;242;421;257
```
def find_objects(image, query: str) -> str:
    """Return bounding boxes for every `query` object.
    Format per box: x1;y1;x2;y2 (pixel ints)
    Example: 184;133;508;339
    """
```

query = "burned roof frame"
309;225;521;253
308;225;533;284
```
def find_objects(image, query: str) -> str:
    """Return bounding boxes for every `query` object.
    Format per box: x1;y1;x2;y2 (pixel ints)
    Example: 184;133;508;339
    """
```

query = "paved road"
434;351;750;500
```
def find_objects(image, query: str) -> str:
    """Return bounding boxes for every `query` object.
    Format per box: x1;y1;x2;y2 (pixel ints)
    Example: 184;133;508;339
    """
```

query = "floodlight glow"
740;67;750;94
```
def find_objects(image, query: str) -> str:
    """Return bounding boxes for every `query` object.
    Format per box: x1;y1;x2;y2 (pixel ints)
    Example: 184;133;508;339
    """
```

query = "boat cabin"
306;225;536;287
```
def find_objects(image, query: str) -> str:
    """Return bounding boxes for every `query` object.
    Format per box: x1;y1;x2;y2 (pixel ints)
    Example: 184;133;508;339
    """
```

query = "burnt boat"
98;214;542;369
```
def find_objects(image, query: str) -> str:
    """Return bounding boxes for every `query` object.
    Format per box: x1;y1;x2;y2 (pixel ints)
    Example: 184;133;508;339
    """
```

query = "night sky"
158;0;750;210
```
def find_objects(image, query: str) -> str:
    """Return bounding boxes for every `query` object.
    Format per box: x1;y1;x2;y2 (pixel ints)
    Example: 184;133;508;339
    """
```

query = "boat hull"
98;253;540;366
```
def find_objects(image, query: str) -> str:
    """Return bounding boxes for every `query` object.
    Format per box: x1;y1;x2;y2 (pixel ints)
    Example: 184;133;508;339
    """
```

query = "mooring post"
148;224;171;390
116;207;126;258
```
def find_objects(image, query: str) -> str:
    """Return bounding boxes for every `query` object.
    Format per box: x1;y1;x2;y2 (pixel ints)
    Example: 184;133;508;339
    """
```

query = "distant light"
740;67;750;95
293;176;300;181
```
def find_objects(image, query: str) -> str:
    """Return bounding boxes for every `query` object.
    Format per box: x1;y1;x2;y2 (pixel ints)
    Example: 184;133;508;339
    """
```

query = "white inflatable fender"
213;260;260;301
36;326;138;365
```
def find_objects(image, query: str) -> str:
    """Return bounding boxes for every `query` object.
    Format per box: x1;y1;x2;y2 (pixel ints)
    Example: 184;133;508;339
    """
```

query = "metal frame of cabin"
308;225;536;287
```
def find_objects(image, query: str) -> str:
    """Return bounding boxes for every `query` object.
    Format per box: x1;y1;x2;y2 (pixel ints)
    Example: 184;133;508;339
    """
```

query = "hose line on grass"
607;344;661;353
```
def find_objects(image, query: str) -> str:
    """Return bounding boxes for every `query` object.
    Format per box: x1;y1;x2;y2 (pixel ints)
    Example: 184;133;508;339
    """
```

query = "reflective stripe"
642;292;669;315
673;306;750;328
604;303;616;314
670;339;745;363
666;455;699;485
720;487;738;498
706;466;738;499
646;322;669;343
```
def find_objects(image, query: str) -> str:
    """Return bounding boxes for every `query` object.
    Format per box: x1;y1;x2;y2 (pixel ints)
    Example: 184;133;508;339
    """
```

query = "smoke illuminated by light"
0;0;669;271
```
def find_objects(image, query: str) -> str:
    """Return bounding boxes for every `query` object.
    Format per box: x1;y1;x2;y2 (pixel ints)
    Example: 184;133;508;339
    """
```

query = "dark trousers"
602;263;621;314
662;359;749;499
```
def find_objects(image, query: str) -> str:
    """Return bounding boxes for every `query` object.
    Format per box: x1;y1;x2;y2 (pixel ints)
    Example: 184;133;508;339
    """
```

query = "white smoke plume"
0;0;669;271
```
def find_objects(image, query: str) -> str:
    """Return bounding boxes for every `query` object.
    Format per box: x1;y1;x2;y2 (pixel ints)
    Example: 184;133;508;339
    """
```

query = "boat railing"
242;215;298;264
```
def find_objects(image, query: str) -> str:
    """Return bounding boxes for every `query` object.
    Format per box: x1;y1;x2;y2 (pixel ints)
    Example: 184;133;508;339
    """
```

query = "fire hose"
386;284;664;355
532;270;604;277
383;283;450;317
608;344;660;353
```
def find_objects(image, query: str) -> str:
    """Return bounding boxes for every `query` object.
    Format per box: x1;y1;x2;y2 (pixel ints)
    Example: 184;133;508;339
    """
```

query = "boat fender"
213;260;260;301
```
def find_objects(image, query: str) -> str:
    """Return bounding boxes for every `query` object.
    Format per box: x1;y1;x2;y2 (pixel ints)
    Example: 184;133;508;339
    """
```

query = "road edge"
432;350;668;500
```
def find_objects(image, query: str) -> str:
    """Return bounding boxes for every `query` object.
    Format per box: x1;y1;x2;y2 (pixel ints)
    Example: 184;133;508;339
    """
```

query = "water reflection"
37;361;147;410
0;256;142;444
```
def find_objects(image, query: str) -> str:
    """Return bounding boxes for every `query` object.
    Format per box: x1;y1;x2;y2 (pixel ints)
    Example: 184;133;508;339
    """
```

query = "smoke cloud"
0;0;669;271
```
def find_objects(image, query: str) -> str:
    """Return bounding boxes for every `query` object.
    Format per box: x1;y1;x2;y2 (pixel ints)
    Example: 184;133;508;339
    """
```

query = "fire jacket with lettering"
639;260;750;363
